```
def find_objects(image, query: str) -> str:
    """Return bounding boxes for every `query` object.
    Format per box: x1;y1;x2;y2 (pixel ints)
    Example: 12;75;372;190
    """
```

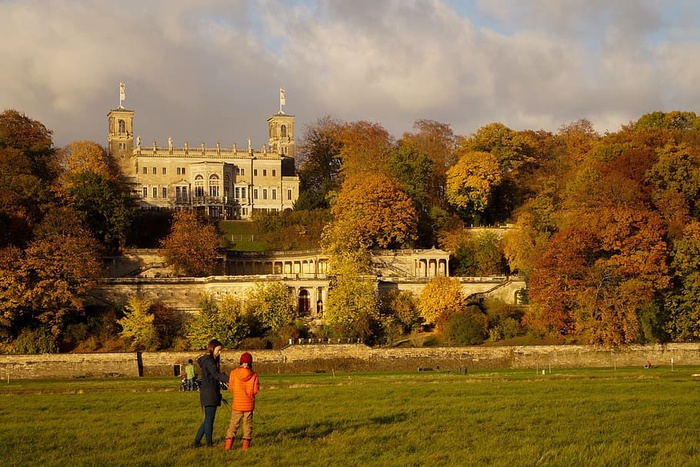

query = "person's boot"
242;438;251;451
224;438;234;451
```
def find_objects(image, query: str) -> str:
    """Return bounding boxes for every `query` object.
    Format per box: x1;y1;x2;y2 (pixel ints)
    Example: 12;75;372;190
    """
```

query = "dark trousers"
195;406;218;445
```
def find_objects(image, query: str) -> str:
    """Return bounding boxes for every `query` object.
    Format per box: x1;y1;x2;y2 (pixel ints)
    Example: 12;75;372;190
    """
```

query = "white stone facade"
107;108;299;219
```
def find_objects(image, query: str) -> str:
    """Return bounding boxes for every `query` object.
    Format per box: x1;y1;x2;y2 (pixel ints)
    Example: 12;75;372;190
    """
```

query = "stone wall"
2;343;699;380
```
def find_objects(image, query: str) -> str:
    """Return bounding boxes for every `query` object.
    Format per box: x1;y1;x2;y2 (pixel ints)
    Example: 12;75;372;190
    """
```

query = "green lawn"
218;220;269;251
2;368;699;466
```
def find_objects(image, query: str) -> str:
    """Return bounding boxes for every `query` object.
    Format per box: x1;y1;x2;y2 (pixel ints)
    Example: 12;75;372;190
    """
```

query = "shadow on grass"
263;412;409;441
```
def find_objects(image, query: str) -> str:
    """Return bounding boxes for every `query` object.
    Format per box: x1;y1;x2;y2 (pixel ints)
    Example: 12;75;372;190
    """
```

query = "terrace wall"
2;343;699;380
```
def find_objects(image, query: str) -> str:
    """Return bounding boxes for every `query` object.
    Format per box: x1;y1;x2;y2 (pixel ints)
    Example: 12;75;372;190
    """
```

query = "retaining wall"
2;343;700;380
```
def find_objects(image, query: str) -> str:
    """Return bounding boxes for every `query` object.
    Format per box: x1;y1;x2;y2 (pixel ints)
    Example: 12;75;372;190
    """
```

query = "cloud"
1;0;700;148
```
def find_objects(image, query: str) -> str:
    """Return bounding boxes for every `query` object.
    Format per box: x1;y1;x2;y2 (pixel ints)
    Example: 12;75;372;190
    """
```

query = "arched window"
194;175;204;197
209;174;220;197
118;119;126;135
280;125;287;138
298;290;310;316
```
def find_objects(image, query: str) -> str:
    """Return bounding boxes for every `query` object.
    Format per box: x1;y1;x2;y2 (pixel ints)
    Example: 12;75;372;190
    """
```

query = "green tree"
296;115;344;210
244;281;296;334
160;211;221;276
323;251;379;341
118;296;158;351
0;110;58;247
66;171;135;252
443;306;489;345
380;289;422;333
185;294;250;349
665;221;700;341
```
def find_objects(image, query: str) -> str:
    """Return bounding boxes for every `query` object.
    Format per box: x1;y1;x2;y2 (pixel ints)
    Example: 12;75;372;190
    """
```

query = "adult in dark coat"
193;339;229;447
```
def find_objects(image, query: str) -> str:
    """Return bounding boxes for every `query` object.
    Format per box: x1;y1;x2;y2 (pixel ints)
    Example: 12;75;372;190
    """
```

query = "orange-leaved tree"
160;211;221;277
322;172;417;252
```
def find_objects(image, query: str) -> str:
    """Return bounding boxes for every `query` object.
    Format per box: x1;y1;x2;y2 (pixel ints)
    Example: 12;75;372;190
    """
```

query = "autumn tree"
322;173;418;252
0;209;102;341
446;150;502;224
417;276;465;330
160;211;221;276
118;296;158;351
337;120;394;181
57;141;118;185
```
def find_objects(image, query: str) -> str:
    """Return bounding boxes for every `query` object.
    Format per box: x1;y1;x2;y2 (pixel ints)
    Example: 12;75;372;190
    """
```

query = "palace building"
107;102;299;219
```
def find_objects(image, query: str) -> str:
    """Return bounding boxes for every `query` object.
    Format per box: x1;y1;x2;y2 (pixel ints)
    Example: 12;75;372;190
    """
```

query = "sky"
2;0;700;148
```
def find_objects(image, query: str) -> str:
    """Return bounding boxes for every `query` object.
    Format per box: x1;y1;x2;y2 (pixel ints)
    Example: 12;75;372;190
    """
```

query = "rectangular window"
240;168;244;176
287;189;292;200
254;169;258;176
181;167;185;175
235;187;240;198
272;189;277;200
241;187;246;199
143;167;147;174
272;169;276;177
263;169;267;176
254;189;258;200
162;168;167;175
143;187;148;198
153;187;157;198
162;187;167;198
176;186;181;199
263;189;268;200
152;167;157;175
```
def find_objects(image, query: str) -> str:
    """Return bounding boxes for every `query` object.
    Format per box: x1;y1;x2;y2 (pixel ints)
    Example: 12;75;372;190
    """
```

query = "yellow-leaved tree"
417;276;465;330
446;150;502;221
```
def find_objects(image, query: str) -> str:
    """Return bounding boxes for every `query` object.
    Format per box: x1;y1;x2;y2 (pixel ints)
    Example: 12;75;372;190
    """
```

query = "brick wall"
2;343;699;380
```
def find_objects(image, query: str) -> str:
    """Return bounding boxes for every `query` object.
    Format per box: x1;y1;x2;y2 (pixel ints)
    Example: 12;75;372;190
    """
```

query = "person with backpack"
224;352;260;451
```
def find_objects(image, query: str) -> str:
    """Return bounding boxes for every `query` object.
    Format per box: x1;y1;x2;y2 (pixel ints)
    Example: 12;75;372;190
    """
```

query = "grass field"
218;220;269;251
2;367;699;466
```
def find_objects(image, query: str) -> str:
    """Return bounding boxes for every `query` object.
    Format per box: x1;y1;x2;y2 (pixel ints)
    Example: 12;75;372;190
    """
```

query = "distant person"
192;339;229;447
224;352;260;451
185;359;196;391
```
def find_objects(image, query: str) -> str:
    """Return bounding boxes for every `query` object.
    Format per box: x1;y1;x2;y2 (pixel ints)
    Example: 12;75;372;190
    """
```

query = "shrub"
13;327;57;354
443;306;489;345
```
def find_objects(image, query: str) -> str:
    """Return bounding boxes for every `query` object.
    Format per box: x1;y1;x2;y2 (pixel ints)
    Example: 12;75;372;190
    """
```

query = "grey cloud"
1;0;699;148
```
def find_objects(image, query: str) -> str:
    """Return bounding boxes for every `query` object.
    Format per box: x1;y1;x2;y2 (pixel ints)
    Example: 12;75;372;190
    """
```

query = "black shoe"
193;440;202;448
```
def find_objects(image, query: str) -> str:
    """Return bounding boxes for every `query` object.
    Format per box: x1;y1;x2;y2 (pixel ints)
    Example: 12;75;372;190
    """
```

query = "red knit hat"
240;352;253;364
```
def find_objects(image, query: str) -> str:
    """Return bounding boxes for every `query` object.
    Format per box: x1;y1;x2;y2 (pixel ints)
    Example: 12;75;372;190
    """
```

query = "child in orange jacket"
224;352;260;451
